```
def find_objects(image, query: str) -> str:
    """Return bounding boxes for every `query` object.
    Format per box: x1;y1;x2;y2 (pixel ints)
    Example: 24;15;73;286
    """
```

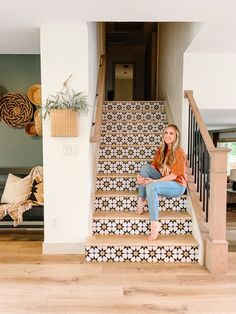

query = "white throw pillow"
1;174;32;204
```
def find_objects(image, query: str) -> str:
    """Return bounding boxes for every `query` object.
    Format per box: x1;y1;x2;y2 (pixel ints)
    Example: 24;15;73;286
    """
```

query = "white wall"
40;23;99;253
182;22;236;144
183;53;236;109
158;22;202;138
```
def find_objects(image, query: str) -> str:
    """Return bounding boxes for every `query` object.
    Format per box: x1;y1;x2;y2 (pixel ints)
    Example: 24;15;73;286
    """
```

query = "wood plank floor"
0;241;236;314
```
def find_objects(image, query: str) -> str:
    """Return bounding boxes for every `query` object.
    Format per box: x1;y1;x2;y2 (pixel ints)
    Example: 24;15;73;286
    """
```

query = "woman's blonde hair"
157;124;180;168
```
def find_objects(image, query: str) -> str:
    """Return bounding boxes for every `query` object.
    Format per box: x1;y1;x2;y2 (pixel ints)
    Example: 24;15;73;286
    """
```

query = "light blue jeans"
138;164;186;221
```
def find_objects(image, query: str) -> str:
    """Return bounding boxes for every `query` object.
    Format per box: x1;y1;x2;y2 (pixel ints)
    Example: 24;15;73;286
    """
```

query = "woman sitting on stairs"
137;124;187;241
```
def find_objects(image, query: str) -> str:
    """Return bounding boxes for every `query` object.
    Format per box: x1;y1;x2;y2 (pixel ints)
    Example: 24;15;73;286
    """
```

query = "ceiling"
200;109;236;130
106;22;155;46
0;1;235;130
0;0;236;54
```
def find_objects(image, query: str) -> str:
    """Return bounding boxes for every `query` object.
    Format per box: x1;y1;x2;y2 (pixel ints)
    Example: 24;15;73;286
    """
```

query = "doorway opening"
114;63;134;101
105;22;157;101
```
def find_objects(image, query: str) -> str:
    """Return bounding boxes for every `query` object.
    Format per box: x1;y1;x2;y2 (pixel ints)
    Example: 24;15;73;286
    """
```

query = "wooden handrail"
184;90;230;273
90;55;106;143
184;90;214;150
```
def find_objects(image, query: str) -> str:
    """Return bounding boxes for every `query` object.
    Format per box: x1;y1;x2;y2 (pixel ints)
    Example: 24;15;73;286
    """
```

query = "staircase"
85;101;199;262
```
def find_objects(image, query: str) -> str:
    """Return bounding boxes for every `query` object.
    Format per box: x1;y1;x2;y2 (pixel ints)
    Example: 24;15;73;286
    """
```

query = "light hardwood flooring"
0;241;236;314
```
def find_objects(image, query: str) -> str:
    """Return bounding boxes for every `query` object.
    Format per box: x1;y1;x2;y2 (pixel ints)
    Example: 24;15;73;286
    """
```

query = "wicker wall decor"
50;109;78;137
27;84;41;106
0;93;33;128
34;109;42;136
0;86;8;122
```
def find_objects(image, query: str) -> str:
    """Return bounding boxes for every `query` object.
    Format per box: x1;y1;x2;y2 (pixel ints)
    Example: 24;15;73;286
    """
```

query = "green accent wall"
0;55;42;167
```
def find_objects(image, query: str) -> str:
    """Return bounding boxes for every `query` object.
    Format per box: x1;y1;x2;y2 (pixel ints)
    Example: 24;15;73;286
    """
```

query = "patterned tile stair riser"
94;195;188;212
86;247;199;263
100;133;162;145
101;121;168;133
102;111;166;122
96;176;137;191
92;219;192;235
96;176;189;192
103;101;165;111
97;160;149;175
85;245;199;263
99;146;156;159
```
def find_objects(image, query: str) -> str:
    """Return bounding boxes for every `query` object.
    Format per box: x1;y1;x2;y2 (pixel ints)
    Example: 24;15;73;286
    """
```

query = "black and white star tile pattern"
97;160;149;174
102;111;166;122
98;146;156;159
103;101;165;111
100;133;162;145
85;245;199;262
101;121;168;133
94;195;188;212
87;100;199;264
96;177;137;191
92;219;192;235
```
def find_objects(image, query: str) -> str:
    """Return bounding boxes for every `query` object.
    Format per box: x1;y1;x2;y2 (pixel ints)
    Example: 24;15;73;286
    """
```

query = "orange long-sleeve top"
151;147;187;187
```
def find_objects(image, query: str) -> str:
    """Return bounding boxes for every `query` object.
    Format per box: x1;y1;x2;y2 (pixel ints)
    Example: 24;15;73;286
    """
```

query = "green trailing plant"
42;75;89;118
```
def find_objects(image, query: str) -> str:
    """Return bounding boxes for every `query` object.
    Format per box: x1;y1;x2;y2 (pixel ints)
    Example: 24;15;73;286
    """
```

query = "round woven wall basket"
27;84;41;106
34;109;42;136
0;93;33;128
25;122;37;136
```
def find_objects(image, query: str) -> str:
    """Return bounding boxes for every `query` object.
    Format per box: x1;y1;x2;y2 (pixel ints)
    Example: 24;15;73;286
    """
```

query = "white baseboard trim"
43;242;85;254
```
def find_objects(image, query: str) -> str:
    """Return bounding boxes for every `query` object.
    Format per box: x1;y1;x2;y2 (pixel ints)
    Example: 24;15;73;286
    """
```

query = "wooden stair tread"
96;173;137;178
104;100;165;103
98;158;152;162
102;120;168;123
95;190;187;198
85;234;198;246
101;132;162;135
99;144;158;147
103;110;166;113
93;210;191;220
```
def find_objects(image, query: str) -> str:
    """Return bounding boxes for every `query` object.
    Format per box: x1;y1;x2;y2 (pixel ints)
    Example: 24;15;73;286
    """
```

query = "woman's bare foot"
148;221;161;241
136;198;147;215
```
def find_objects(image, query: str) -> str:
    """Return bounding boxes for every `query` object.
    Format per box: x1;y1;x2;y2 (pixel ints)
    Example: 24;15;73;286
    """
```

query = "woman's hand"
142;178;156;185
137;174;146;185
137;175;156;186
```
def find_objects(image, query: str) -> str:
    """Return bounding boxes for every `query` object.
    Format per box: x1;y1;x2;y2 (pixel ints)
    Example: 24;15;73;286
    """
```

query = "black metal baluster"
190;111;193;169
186;102;212;223
199;134;203;202
194;123;198;183
206;151;210;222
202;145;206;213
196;127;200;190
192;118;196;176
188;105;191;160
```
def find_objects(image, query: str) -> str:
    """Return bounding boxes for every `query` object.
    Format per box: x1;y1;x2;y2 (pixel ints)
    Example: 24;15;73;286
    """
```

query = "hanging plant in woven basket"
0;93;33;128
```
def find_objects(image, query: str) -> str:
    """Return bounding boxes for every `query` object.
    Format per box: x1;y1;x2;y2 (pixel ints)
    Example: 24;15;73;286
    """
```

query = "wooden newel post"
205;148;230;273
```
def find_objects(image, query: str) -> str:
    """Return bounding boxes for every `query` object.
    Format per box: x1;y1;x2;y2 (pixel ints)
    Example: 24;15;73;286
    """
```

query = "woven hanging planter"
50;109;78;137
0;93;33;128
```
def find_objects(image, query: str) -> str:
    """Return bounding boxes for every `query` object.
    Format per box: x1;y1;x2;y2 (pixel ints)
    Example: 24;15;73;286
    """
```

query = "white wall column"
40;24;93;254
